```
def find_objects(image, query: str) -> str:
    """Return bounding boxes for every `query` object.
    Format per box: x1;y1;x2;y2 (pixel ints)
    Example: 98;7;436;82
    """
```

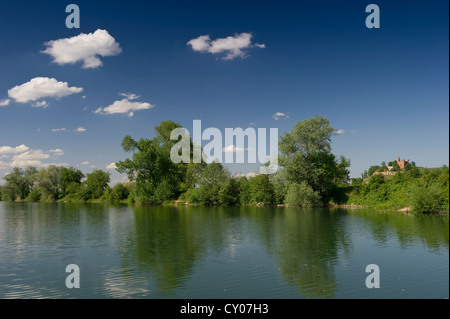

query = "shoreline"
2;199;448;215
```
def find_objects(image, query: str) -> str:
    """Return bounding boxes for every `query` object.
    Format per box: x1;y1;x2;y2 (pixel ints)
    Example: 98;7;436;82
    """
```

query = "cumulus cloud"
75;127;86;132
95;94;154;117
0;99;10;106
0;145;66;169
335;129;345;135
222;144;247;153
273;112;289;120
0;161;8;170
48;149;64;156
42;29;122;69
81;161;89;165
187;32;265;60
106;162;117;170
32;100;48;108
0;144;30;155
8;77;83;103
119;93;140;100
51;128;67;132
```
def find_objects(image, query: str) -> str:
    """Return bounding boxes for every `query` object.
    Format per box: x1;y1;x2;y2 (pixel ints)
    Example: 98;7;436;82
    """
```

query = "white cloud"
0;99;10;106
222;144;247;153
82;95;86;99
95;98;154;117
51;128;67;132
335;129;345;135
81;161;89;165
48;149;64;156
119;93;140;100
32;100;48;108
8;77;83;103
0;144;30;155
0;161;9;170
187;32;265;60
42;29;122;69
106;162;117;170
273;112;289;120
12;150;50;161
75;127;86;132
0;146;66;169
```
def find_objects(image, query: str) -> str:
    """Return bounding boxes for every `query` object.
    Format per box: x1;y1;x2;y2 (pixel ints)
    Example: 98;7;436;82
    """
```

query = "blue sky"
0;0;448;184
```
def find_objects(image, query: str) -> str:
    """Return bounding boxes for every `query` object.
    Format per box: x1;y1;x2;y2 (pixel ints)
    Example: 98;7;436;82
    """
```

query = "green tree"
116;121;186;204
193;162;229;206
248;174;275;205
271;170;289;204
361;170;369;179
285;182;322;208
109;183;130;202
238;176;251;204
218;177;240;206
392;162;400;172
60;167;84;197
279;115;343;204
34;166;63;200
85;169;111;199
368;165;380;176
3;166;37;200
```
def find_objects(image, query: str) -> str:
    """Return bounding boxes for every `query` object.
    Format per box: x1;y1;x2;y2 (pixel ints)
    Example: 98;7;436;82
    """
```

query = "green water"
0;202;448;299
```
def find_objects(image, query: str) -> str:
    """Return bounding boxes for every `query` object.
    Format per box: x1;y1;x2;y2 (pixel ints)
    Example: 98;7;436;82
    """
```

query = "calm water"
0;202;448;299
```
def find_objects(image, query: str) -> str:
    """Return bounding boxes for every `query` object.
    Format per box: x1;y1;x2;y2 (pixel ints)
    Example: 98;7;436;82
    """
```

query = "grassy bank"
333;166;449;213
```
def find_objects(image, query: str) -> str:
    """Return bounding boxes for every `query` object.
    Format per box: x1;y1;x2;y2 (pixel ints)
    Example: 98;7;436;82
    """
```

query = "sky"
0;0;448;184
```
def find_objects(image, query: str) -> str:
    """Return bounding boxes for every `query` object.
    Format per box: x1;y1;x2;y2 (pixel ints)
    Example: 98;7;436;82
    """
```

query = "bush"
285;182;322;208
410;182;444;213
110;183;130;202
25;189;42;202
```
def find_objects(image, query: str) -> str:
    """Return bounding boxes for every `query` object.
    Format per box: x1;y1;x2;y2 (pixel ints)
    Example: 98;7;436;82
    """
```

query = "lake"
0;202;448;299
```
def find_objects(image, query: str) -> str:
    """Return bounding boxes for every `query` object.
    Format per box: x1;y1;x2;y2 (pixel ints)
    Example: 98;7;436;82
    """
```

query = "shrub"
410;182;444;213
285;182;322;208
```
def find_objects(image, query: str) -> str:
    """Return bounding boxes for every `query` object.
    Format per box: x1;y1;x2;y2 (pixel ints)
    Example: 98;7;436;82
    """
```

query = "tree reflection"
245;207;352;298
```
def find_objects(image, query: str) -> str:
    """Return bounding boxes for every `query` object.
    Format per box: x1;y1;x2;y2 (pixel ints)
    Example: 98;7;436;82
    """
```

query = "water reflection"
0;202;448;298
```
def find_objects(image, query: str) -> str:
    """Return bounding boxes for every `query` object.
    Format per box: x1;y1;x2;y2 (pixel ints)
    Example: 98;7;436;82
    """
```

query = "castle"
373;157;410;176
395;157;410;170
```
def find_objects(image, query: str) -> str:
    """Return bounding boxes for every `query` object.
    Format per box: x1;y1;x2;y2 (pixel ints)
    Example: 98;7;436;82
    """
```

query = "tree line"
0;165;132;203
114;116;350;207
0;116;352;207
4;115;446;212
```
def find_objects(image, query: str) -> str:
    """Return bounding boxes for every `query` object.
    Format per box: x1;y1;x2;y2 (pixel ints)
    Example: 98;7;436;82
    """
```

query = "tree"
3;166;37;200
271;170;289;204
285;182;322;208
248;174;275;205
368;165;380;176
193;161;229;206
60;167;84;197
34;166;63;200
218;177;240;206
85;169;111;199
109;183;130;202
361;170;369;179
279;115;343;204
116;121;186;204
392;162;400;172
334;155;351;184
